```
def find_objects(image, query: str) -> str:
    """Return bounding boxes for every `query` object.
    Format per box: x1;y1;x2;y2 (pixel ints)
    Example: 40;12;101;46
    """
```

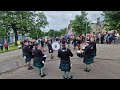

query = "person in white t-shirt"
114;32;119;44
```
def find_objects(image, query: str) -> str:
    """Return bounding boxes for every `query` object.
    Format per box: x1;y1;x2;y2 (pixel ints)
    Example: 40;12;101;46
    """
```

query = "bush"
118;36;120;41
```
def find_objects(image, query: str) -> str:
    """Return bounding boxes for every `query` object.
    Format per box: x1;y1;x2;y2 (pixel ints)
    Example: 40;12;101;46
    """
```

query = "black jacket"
58;47;73;64
66;38;70;44
83;45;94;59
23;45;32;58
72;39;77;44
47;43;52;50
33;48;44;61
89;41;97;54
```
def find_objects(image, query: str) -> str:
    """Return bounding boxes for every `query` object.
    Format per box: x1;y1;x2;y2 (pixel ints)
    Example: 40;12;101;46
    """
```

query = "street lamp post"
85;18;87;41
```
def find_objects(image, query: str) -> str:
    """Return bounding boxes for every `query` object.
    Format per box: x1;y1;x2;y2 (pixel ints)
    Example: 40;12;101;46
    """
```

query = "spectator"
0;43;3;51
114;32;119;44
4;41;8;50
100;33;104;44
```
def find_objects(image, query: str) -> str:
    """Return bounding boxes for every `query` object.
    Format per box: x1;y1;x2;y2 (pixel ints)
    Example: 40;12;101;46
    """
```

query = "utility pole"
85;18;87;41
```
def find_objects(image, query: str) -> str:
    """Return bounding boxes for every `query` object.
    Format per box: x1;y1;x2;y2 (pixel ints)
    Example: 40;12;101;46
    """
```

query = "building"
0;30;26;45
90;17;106;34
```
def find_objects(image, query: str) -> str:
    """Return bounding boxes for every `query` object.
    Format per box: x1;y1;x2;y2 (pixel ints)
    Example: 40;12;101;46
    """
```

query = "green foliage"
46;28;67;37
47;29;55;37
118;36;120;41
0;11;48;45
71;11;91;35
102;11;120;30
59;28;67;36
0;27;7;36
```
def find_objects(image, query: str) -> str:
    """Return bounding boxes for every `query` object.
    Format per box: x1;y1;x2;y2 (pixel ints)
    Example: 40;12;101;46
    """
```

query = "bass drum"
52;41;60;51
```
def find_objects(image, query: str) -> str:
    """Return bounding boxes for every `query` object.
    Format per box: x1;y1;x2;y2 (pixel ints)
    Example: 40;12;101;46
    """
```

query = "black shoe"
28;66;33;70
51;56;53;59
69;76;73;79
84;69;90;72
87;69;90;72
84;68;87;72
41;74;46;77
63;76;67;79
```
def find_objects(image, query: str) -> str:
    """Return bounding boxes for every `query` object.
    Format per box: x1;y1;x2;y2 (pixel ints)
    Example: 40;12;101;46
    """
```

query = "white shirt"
115;33;119;39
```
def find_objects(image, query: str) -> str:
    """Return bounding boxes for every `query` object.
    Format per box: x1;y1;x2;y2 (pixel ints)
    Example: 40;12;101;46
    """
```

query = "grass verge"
0;45;18;53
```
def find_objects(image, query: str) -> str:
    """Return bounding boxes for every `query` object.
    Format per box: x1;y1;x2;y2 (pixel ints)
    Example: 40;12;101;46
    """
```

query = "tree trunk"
14;29;18;46
11;24;18;46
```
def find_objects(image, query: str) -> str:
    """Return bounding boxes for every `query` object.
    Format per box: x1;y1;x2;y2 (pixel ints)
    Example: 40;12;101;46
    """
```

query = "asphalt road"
0;43;120;79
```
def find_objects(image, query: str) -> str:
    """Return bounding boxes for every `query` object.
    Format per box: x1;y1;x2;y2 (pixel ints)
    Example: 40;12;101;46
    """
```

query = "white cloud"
43;11;103;32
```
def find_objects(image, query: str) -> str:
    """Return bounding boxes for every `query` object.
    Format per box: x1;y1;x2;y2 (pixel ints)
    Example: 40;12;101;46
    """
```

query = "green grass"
118;36;120;41
0;45;18;53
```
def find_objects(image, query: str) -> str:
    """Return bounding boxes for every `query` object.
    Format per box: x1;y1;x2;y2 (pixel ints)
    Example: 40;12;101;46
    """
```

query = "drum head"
52;41;60;51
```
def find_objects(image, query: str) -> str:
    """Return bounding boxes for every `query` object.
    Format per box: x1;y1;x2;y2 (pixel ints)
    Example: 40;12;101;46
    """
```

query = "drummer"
83;42;94;72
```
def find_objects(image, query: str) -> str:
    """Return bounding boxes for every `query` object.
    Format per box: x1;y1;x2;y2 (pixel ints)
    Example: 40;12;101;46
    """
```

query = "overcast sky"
43;11;103;32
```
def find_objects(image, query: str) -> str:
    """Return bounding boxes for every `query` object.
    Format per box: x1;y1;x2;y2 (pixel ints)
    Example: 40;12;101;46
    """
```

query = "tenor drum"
52;41;60;51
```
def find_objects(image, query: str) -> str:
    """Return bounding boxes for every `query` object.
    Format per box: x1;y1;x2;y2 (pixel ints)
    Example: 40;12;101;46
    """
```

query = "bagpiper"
58;41;73;79
33;44;46;77
22;40;33;70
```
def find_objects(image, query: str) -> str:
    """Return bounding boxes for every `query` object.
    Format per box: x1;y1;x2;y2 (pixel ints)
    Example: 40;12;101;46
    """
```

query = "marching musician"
33;44;46;77
89;37;97;61
83;41;95;72
23;40;33;70
72;37;77;50
58;41;73;79
66;37;70;48
47;40;54;59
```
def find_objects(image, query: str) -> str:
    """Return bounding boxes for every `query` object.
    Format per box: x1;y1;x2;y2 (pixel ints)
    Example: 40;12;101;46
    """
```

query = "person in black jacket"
58;42;73;79
23;41;33;70
28;41;34;59
89;37;97;57
33;44;46;77
66;37;70;48
83;42;94;72
47;40;54;59
72;37;77;50
100;34;104;44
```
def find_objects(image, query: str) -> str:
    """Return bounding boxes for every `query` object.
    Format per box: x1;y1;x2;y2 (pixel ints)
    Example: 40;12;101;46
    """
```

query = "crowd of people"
95;31;119;44
1;31;119;79
21;35;97;79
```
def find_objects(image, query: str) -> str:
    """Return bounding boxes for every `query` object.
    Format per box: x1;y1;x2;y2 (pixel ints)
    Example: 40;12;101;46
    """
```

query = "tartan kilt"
59;63;71;71
93;52;96;57
33;58;44;68
83;57;94;65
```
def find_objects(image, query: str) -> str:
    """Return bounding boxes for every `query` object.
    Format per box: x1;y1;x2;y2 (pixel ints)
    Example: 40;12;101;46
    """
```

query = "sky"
42;11;103;32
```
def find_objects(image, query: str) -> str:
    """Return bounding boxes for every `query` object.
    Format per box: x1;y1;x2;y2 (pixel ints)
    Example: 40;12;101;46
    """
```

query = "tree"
59;28;67;36
47;29;55;37
71;11;91;35
102;11;120;31
0;27;7;37
0;11;48;45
